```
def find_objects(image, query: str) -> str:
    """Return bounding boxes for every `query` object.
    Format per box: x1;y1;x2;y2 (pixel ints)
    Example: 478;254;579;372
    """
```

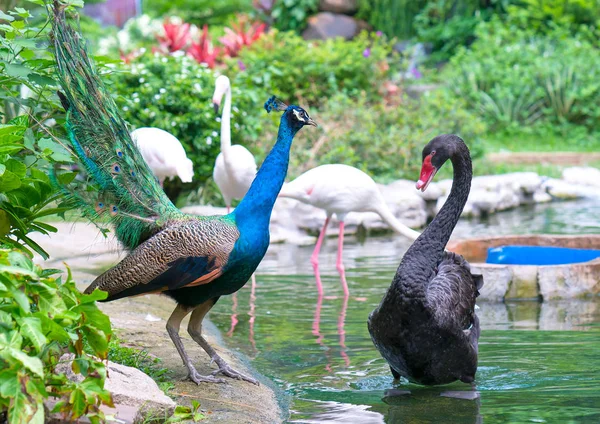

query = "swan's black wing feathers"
425;251;482;331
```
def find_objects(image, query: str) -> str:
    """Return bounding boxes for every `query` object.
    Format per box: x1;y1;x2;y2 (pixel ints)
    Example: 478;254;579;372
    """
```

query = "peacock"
51;2;316;385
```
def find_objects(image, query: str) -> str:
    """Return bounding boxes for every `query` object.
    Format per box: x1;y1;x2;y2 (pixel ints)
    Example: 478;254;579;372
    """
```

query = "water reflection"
209;198;600;423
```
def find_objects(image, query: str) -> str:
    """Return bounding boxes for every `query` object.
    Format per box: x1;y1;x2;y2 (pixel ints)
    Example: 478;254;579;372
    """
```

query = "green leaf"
0;209;10;236
0;369;18;399
5;159;26;178
36;314;70;344
3;63;30;78
30;283;66;315
27;73;56;87
73;303;112;336
0;170;21;192
69;388;87;418
0;265;37;279
16;317;46;351
79;289;108;304
82;325;108;359
2;348;44;377
0;11;15;22
57;171;77;185
37;138;72;162
8;388;36;424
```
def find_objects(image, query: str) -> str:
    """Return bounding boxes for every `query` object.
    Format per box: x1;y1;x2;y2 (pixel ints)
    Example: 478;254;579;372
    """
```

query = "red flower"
119;49;141;64
187;25;220;68
156;20;191;53
219;16;266;57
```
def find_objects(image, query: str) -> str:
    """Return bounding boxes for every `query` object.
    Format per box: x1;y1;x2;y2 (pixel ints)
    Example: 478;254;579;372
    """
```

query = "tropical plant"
445;19;600;131
0;251;113;423
0;4;114;423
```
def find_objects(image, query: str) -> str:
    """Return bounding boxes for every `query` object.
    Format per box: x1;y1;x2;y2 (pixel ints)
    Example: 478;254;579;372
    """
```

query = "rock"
470;264;511;302
505;265;539;299
55;354;176;420
537;259;600;300
542;178;588;199
562;166;600;188
319;0;358;14
302;12;362;40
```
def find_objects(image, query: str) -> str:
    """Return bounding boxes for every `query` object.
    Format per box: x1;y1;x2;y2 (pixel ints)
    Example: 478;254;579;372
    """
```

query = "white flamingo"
279;164;421;296
212;75;257;213
212;75;258;334
131;127;194;186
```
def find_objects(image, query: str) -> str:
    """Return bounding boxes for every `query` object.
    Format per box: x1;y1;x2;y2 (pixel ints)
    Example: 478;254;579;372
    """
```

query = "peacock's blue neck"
233;112;298;234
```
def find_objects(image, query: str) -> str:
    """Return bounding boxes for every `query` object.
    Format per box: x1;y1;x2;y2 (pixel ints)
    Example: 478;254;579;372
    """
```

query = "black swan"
368;134;483;386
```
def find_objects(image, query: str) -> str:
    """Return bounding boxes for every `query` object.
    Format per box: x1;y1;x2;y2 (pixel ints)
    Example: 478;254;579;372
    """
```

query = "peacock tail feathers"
51;1;185;249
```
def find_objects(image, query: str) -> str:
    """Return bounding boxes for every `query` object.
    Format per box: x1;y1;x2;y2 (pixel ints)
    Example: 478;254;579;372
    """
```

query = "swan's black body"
368;134;483;386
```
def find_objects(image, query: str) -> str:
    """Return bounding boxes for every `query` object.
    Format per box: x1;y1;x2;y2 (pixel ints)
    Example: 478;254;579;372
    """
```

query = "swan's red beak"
416;154;437;192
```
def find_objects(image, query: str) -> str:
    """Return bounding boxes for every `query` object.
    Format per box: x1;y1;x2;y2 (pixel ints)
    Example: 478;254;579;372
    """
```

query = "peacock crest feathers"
264;96;288;113
51;1;186;249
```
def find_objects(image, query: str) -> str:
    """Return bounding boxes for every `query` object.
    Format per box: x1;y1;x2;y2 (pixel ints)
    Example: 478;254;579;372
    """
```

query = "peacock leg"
336;221;349;297
311;215;331;296
166;303;225;384
188;299;259;385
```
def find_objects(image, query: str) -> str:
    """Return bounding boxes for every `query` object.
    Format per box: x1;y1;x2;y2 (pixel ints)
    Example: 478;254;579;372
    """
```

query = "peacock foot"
211;354;259;385
187;368;225;385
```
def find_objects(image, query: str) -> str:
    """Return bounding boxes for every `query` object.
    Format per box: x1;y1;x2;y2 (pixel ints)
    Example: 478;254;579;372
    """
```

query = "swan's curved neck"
399;142;472;281
220;86;232;154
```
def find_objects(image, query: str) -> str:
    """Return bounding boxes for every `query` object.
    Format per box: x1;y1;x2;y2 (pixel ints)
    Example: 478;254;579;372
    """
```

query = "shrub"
0;251;113;423
256;91;487;183
105;52;264;200
445;19;600;133
233;30;394;107
1;5;113;423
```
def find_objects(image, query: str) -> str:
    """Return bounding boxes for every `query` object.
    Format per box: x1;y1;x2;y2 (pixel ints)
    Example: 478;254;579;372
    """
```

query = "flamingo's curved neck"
220;86;232;159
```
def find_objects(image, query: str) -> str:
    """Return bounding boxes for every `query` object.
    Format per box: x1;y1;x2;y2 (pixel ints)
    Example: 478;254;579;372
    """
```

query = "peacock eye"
113;164;121;173
116;149;123;157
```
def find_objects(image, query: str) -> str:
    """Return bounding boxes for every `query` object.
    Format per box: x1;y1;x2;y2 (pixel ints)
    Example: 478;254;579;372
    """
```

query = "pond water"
209;198;600;423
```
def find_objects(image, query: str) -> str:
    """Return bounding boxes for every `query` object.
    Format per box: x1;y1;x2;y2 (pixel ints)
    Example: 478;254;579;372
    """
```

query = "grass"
483;126;600;153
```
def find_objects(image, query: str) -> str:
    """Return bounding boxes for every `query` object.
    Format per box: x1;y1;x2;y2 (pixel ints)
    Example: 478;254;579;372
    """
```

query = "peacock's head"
416;134;464;192
212;74;231;114
264;96;317;130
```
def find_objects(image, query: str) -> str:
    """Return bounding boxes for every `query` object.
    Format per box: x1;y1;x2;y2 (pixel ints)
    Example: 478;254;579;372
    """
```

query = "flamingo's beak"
212;100;220;114
416;153;437;192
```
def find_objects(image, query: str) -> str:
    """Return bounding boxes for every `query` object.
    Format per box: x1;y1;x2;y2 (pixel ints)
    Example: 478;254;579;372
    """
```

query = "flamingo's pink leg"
227;292;238;337
248;273;256;349
336;221;349;297
311;216;330;297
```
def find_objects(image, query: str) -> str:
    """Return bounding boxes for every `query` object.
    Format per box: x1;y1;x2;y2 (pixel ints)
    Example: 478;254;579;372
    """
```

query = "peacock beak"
307;117;318;127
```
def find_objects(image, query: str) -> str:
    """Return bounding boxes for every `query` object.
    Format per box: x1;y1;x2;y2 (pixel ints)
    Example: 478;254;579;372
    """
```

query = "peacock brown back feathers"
51;1;187;250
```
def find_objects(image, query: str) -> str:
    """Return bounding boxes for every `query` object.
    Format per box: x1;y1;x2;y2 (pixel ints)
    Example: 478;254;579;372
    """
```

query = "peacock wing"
425;251;483;331
51;3;182;249
84;218;240;300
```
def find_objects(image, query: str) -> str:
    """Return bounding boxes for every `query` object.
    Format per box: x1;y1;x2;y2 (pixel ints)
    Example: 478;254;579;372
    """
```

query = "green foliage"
234;30;393;107
0;250;113;423
445;19;600;134
141;0;252;27
260;91;486;182
105;52;263;201
358;0;428;38
0;5;74;259
166;401;206;422
506;0;600;32
270;0;318;33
